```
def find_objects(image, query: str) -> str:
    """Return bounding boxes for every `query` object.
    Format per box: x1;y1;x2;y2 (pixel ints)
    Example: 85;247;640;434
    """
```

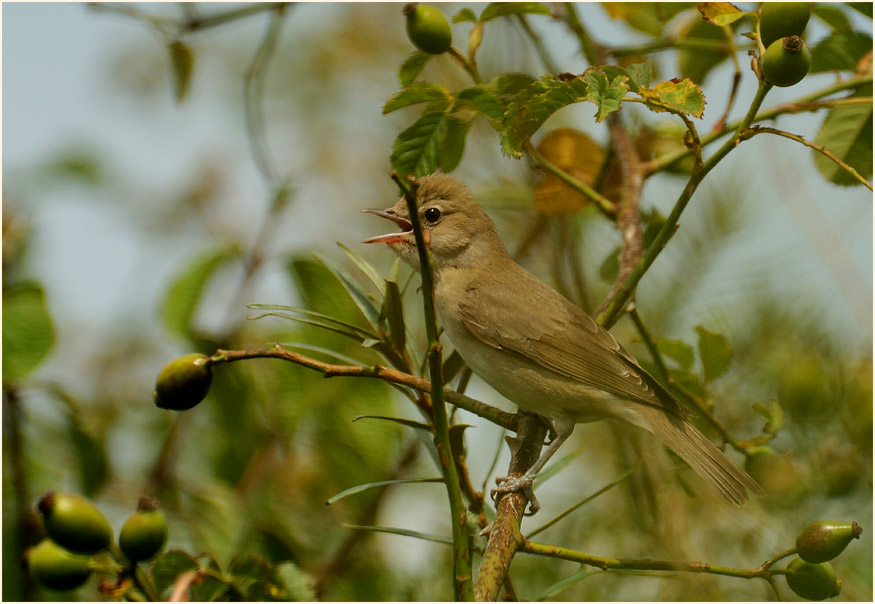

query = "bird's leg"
492;420;574;515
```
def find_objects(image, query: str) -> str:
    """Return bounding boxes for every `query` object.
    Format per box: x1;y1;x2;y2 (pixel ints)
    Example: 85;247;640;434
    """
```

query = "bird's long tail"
639;407;763;504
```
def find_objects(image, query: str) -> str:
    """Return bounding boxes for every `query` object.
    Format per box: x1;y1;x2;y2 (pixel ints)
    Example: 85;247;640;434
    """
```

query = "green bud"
796;521;862;563
785;557;841;601
27;539;92;591
37;492;112;554
153;353;213;411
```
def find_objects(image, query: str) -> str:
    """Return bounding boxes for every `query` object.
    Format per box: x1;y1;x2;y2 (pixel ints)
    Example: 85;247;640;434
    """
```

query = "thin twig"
740;126;873;191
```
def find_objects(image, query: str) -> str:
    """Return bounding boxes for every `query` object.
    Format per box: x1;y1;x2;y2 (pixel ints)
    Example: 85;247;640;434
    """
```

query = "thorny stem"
379;174;474;600
740;126;873;190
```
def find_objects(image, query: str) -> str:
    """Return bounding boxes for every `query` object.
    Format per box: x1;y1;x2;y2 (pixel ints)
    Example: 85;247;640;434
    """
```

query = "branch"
211;346;519;431
473;414;548;602
520;540;792;583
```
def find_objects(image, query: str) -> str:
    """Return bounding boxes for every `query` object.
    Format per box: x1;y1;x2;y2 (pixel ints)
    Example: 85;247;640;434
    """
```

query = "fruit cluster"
26;493;168;592
758;2;812;87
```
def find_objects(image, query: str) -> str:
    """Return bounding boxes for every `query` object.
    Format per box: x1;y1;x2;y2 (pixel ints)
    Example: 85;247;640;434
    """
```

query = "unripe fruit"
37;492;112;554
119;498;168;562
761;36;810;87
26;539;92;591
403;3;452;55
153;353;213;411
796;521;862;563
760;2;811;48
785;557;841;601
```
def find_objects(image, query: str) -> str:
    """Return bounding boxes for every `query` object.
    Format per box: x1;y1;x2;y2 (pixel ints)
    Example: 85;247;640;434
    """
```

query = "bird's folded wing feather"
459;267;683;414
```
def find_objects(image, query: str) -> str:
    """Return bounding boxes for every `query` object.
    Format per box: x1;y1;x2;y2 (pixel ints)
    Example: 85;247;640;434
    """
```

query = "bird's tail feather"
640;407;762;504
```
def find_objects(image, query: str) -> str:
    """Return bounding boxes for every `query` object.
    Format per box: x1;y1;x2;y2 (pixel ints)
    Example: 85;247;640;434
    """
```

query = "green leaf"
314;253;382;327
229;554;283;601
383;82;451;114
657;339;695;371
623;61;652;91
161;247;237;341
537;567;598;600
695;325;731;382
813;3;853;31
342;523;453;545
601;2;690;36
697;2;751;27
847;2;873;18
644;78;706;118
383;279;406;352
752;400;783;436
598;245;620;282
168;40;194;103
438;116;470;173
500;75;589;157
274;563;315;602
2;282;54;382
479;2;551;22
453;8;478;23
583;68;629;121
337;241;384;293
352;414;434;431
391;106;454;177
399;51;430;87
457;85;504;123
813;86;873;186
810;31;874;73
492;72;538;100
442;349;467;383
326;477;444;505
151;549;200;597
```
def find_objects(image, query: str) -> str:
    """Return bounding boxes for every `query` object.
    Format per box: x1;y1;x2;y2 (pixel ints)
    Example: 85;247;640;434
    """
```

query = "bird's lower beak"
362;208;414;244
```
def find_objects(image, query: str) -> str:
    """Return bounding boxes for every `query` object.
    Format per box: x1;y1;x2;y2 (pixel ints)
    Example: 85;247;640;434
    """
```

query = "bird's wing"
458;266;683;413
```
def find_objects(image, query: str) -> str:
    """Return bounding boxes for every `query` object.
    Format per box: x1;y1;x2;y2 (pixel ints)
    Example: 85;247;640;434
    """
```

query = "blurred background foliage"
2;2;872;601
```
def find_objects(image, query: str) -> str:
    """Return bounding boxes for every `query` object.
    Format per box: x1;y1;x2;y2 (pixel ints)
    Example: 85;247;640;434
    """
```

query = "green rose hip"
760;2;811;48
785;557;841;601
403;3;452;55
27;539;92;592
37;492;112;554
119;498;169;562
761;36;810;87
796;521;862;563
153;353;213;411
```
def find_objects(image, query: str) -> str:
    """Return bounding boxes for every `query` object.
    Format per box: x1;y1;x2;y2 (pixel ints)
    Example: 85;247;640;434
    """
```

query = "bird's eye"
424;207;442;224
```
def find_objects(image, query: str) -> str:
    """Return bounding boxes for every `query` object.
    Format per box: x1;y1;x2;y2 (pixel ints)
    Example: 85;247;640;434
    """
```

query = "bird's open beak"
361;208;414;244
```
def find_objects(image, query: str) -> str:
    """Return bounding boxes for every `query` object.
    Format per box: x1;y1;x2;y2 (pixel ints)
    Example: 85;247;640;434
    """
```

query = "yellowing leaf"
534;128;606;214
697;2;750;27
646;78;706;118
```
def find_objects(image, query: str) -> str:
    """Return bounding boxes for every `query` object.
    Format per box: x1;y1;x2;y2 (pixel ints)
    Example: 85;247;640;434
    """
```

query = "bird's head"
363;173;504;272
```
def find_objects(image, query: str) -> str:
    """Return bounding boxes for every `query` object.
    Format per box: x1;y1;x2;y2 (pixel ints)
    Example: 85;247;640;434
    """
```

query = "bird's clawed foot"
491;473;540;515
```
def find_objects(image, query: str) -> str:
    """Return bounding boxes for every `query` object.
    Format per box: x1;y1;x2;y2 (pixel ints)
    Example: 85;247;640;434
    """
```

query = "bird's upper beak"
361;208;414;244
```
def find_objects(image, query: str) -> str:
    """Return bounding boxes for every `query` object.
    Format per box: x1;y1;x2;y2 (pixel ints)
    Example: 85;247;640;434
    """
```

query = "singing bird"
364;173;760;512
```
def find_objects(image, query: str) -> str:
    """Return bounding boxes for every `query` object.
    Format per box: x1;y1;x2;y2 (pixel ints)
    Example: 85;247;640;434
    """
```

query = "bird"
363;172;761;513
